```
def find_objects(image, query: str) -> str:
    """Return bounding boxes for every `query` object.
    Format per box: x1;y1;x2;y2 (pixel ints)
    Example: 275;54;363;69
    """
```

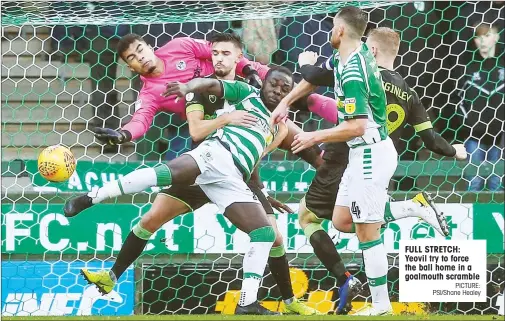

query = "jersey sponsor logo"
134;99;142;111
209;95;217;103
344;98;356;114
176;60;187;71
386;103;406;134
351;201;361;219
186;92;195;101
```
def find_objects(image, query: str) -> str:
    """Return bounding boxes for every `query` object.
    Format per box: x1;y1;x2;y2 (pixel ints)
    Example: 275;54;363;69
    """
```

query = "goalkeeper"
73;33;324;315
67;71;293;315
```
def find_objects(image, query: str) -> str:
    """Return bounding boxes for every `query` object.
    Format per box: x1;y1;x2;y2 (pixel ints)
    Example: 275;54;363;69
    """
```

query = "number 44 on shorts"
351;201;361;219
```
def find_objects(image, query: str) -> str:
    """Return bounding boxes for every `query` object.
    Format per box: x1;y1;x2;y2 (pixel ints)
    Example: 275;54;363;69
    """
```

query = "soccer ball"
38;145;76;182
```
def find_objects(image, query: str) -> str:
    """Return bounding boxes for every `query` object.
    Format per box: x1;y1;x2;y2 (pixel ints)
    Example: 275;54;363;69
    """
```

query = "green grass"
1;315;501;321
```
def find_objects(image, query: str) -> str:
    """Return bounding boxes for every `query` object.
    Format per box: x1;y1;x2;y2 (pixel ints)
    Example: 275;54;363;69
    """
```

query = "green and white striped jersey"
323;42;388;148
210;80;276;180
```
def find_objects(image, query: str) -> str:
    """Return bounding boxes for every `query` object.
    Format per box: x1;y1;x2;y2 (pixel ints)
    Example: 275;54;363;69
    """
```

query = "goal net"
1;0;503;317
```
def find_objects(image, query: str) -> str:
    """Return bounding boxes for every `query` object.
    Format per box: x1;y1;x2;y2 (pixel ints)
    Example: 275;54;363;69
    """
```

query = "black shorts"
305;160;347;221
158;182;273;215
158;185;209;211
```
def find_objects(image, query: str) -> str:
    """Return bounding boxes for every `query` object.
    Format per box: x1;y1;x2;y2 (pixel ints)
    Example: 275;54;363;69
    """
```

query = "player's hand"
452;144;468;160
270;100;290;129
163;82;189;98
267;196;294;214
93;127;132;145
246;72;262;89
292;131;319;154
226;110;258;127
242;65;263;89
298;51;319;67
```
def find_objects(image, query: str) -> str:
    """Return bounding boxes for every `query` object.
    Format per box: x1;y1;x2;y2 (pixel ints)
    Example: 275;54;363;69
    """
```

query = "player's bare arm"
186;110;257;142
163;78;223;99
270;79;317;126
292;118;367;154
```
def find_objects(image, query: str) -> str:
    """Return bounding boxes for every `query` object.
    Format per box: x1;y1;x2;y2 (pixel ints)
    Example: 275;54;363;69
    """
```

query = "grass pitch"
2;315;501;321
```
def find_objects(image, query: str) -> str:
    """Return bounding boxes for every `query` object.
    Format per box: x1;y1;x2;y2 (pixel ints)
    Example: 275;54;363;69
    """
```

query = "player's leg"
345;139;398;316
332;192;449;237
221;202;276;315
64;152;201;217
248;183;319;315
81;186;210;294
190;139;278;315
298;158;362;314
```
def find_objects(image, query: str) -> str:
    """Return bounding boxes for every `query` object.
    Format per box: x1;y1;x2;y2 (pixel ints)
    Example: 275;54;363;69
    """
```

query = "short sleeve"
185;92;205;114
220;80;257;104
342;77;368;119
408;89;433;132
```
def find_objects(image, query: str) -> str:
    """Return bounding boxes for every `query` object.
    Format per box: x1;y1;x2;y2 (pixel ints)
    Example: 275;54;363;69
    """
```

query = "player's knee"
269;244;286;258
139;213;162;233
272;229;284;247
331;211;354;233
249;226;276;243
355;223;381;243
298;197;319;229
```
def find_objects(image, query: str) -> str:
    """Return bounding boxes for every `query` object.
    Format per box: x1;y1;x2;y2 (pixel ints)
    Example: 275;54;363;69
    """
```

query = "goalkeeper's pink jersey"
122;37;269;140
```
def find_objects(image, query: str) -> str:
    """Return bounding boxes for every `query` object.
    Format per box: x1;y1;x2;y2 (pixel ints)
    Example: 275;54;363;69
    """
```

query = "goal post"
1;0;503;317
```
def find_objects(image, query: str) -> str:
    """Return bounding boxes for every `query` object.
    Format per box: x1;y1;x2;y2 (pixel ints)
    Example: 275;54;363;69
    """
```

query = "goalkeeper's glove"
242;65;262;89
93;127;132;145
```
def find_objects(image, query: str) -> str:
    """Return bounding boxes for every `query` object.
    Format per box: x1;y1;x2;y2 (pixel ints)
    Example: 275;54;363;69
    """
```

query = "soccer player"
67;72;291;315
91;33;266;146
76;33;321;315
274;27;468;314
298;27;468;235
271;6;398;315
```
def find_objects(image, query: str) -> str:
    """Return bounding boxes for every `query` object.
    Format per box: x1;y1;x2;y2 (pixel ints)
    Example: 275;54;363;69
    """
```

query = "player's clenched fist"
452;144;468;160
163;81;189;98
93;127;132;145
298;51;319;67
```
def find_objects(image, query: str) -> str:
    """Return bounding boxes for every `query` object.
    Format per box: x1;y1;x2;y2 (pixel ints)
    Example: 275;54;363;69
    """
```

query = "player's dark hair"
209;32;243;49
336;6;368;39
117;33;145;60
265;65;293;82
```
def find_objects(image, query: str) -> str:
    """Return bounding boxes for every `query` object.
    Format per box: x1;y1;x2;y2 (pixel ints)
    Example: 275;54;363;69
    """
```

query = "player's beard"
147;66;157;74
331;36;341;49
214;68;231;78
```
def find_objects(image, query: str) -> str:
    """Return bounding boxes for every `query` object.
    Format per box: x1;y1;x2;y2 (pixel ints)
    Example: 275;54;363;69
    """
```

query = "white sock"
88;168;158;204
383;200;420;222
361;239;391;312
239;240;273;306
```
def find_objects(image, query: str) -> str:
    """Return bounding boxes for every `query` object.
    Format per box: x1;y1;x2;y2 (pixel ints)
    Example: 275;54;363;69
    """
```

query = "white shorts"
335;137;398;223
184;139;260;213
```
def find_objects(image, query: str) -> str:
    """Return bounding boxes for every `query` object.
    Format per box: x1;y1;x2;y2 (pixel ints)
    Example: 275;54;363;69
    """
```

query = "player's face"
330;17;344;49
261;71;293;111
122;40;157;75
211;42;242;77
474;28;499;54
